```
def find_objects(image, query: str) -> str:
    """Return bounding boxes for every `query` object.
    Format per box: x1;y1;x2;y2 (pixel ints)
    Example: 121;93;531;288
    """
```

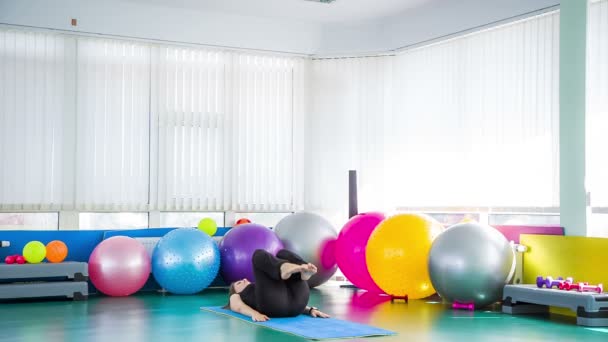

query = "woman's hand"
310;309;330;318
230;294;269;322
252;312;270;322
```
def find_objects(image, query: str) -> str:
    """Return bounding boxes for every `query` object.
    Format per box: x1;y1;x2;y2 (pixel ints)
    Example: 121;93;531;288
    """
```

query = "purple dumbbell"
452;301;475;311
537;276;573;289
546;276;573;289
536;276;546;288
536;275;561;288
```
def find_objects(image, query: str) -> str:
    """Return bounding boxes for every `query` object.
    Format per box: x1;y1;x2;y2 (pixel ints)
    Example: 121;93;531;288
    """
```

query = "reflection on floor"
1;282;607;342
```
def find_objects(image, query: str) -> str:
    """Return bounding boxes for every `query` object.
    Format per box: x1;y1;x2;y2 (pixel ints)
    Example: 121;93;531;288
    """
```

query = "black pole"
348;170;358;218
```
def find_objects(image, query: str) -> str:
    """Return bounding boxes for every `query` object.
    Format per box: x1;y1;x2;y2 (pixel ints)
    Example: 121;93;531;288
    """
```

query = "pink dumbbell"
577;283;603;294
5;255;16;264
562;282;588;291
559;279;576;290
452;302;475;311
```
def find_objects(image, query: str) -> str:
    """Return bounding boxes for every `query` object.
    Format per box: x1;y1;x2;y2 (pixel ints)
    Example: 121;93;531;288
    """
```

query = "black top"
239;283;257;310
235;249;310;317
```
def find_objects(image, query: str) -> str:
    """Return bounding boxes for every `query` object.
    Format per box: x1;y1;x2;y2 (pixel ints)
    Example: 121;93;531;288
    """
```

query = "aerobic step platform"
0;262;88;301
502;284;608;327
0;282;88;300
0;262;88;282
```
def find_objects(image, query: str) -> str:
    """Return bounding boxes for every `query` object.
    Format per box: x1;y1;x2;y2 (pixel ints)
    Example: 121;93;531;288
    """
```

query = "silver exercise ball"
274;212;338;288
428;222;515;308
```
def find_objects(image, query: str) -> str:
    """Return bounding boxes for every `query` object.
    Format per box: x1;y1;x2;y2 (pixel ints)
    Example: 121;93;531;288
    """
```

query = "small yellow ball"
197;218;218;236
23;241;47;263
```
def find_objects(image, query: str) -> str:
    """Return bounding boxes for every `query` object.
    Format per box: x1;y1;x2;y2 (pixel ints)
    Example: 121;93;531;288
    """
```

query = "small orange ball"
46;240;68;263
235;218;251;226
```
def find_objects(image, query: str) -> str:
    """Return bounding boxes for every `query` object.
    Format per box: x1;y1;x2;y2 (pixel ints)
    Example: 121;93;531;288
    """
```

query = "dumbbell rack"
0;262;89;301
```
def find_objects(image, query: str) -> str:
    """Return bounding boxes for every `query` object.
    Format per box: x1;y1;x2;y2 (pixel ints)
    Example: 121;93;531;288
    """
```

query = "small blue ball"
152;228;220;294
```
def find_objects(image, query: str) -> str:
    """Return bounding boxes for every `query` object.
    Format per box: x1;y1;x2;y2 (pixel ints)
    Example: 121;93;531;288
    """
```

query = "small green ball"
197;218;218;236
23;241;47;263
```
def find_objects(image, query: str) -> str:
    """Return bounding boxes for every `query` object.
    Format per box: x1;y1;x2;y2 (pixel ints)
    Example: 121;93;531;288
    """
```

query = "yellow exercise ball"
366;213;444;299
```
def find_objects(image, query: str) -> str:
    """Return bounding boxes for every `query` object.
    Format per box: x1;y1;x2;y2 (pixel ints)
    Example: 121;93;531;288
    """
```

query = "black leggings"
252;249;310;317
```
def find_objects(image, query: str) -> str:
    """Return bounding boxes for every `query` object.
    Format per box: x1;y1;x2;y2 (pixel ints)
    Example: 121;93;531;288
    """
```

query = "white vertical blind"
75;38;150;211
391;11;559;207
306;57;394;224
151;47;304;211
307;12;560;222
228;53;303;212
0;28;304;213
152;46;225;211
0;29;73;210
587;0;608;207
1;13;561;217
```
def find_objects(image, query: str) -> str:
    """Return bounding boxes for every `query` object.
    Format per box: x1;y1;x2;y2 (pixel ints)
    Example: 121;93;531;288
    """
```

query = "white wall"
316;0;560;56
0;0;321;54
314;21;385;56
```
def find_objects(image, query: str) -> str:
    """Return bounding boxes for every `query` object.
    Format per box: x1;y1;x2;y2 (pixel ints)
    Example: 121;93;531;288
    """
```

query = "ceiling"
121;0;434;23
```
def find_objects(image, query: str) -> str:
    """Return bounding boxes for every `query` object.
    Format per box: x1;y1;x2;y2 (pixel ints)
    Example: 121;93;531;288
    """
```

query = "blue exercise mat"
200;306;396;340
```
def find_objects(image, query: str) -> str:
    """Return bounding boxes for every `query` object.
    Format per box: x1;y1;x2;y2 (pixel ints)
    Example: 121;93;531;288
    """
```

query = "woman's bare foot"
280;263;305;280
300;263;317;281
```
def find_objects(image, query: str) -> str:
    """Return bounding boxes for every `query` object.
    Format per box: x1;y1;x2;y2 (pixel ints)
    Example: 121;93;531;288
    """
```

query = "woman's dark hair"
222;282;237;309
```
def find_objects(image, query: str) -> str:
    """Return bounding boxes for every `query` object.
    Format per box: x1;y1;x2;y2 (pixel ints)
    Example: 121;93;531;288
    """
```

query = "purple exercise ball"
219;223;283;284
88;236;151;297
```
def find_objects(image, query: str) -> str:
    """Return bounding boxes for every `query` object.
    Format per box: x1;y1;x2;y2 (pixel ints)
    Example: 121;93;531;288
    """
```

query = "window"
0;29;73;210
587;0;608;207
229;212;292;228
79;212;148;230
151;47;226;211
75;38;151;211
308;11;560;223
586;0;608;237
488;213;560;226
151;48;305;212
1;28;305;216
159;212;224;228
426;213;480;227
0;213;58;230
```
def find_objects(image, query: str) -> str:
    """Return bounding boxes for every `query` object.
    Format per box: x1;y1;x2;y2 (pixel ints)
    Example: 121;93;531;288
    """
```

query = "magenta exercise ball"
335;212;385;293
88;236;151;297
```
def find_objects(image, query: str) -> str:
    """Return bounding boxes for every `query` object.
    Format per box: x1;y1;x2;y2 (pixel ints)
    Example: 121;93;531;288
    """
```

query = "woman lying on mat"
225;249;331;322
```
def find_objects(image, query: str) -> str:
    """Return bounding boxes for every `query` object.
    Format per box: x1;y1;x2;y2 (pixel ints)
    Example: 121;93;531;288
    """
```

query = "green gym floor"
1;283;607;342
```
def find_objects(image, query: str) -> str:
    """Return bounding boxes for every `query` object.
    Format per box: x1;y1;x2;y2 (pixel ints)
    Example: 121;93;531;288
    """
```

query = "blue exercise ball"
152;228;220;295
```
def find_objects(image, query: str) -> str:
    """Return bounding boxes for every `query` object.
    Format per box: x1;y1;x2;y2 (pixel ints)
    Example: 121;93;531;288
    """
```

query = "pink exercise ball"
335;212;385;293
88;236;151;297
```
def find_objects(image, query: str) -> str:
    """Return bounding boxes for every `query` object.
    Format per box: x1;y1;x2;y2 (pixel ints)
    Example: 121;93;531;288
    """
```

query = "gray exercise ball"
428;222;515;308
274;212;338;288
